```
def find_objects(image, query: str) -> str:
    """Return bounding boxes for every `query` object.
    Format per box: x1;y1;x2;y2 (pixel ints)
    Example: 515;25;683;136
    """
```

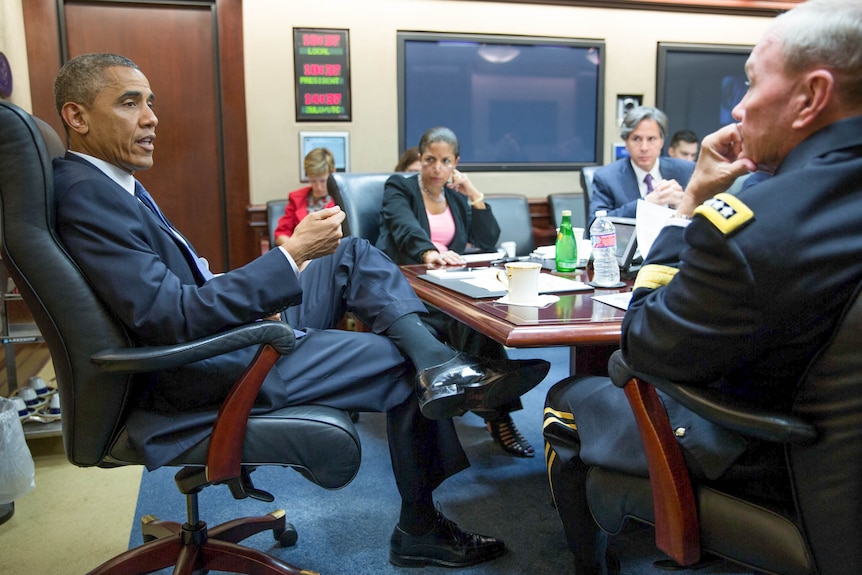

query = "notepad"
461;251;505;263
424;267;495;280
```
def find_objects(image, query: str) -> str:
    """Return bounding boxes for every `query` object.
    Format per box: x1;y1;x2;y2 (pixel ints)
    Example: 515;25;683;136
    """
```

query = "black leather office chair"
325;172;394;336
0;100;361;574
581;281;862;575
266;199;288;249
547;193;586;234
0;114;66;526
579;166;599;229
484;194;534;256
327;172;392;244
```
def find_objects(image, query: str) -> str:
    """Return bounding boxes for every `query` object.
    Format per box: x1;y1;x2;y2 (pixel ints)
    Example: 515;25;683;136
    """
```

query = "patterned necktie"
134;181;214;281
644;173;654;194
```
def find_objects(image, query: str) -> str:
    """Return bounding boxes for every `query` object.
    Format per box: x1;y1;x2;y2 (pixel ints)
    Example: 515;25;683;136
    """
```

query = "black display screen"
657;43;752;148
397;32;605;170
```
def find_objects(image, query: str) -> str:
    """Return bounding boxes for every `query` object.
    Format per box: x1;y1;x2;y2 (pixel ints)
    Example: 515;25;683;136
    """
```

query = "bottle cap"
595;210;607;217
561;209;571;216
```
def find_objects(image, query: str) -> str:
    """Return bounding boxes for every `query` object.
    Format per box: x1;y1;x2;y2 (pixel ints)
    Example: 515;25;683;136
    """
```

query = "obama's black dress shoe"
389;511;506;568
416;353;549;420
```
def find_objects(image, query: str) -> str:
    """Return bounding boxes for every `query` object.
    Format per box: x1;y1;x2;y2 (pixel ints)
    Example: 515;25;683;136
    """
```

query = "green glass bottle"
555;209;578;273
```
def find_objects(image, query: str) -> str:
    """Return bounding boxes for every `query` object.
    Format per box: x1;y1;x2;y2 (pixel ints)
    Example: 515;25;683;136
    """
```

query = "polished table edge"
401;263;629;349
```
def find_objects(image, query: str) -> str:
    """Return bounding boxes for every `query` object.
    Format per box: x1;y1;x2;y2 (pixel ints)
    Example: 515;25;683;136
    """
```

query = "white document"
635;200;674;261
591;292;633;311
462;271;591;294
461;251;504;263
425;267;491;280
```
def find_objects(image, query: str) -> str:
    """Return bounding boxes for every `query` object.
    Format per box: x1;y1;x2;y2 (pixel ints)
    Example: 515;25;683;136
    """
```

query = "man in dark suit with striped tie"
51;52;549;569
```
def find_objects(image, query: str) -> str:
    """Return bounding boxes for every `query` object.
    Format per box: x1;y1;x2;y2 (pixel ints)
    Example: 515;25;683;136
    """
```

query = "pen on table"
439;267;482;273
489;256;530;265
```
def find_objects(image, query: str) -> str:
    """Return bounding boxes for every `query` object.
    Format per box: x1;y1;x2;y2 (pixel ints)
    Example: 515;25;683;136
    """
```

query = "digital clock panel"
294;28;351;122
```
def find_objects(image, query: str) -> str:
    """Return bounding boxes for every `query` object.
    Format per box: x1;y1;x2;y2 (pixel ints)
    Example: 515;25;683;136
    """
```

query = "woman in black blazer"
378;127;535;458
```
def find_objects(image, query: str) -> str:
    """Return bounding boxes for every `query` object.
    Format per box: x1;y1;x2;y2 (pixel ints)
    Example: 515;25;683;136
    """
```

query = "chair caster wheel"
0;502;14;525
275;523;298;547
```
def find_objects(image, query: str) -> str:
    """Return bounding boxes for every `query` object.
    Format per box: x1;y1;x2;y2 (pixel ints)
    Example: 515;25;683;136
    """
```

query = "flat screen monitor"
656;43;752;150
397;32;605;171
608;217;640;274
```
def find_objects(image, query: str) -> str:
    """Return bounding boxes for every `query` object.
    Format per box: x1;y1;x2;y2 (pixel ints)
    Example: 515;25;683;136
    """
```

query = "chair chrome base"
0;502;14;525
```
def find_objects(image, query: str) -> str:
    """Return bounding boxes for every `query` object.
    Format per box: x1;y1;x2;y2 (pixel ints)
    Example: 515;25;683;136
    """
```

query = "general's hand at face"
645;178;685;209
282;206;345;268
676;123;759;216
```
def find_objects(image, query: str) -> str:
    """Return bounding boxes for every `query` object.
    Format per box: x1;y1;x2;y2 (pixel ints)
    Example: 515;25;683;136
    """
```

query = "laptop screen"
607;217;640;271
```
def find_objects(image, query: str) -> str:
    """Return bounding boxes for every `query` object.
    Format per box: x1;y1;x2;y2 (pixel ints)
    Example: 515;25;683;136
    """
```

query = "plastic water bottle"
555;210;578;273
590;210;620;287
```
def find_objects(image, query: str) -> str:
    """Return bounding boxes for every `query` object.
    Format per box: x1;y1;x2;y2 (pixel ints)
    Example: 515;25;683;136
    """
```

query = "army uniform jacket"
623;114;862;412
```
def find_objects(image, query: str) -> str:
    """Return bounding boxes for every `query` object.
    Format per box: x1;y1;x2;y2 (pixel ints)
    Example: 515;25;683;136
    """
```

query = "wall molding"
466;0;801;17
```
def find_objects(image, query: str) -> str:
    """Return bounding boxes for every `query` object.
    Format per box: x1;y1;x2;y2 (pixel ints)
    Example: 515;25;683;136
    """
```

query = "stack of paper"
459;271;590;294
461;251;505;263
424;267;497;280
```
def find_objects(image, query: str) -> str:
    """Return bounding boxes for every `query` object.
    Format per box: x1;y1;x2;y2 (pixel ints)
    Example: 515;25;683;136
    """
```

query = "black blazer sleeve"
378;174;500;264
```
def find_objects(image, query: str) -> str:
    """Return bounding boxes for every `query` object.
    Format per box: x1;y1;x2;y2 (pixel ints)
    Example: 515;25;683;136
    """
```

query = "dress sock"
398;497;437;535
384;313;458;371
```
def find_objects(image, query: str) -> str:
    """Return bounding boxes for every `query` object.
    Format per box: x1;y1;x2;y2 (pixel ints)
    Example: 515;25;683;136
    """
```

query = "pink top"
427;208;456;253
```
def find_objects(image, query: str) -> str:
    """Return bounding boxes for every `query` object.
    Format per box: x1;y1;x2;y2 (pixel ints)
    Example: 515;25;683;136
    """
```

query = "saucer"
21;402;62;424
588;281;626;289
25;411;62;424
17;395;50;412
495;294;560;308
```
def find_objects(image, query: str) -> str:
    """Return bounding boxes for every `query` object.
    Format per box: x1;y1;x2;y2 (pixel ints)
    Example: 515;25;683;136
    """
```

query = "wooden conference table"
400;263;634;376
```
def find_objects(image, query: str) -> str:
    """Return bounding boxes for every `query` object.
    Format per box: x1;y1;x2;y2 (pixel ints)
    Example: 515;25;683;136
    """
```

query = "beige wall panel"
244;0;772;202
0;0;32;111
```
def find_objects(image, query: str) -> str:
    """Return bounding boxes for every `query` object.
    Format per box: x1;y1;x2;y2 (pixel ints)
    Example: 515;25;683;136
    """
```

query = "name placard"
293;28;351;122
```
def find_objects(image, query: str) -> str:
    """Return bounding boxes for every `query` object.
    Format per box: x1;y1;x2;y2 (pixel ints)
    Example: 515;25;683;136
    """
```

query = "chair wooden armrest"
622;376;701;566
607;349;818;566
91;321;296;484
207;343;281;483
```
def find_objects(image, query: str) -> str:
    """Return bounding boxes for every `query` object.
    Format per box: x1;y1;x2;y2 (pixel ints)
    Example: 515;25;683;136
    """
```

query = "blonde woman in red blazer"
274;148;336;244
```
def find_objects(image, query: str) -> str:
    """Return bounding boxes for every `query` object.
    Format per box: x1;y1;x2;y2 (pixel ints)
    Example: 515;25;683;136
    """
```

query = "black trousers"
543;374;790;574
135;237;472;500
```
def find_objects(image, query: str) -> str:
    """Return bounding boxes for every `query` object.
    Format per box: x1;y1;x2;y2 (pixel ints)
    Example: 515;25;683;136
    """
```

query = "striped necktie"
134;181;214;281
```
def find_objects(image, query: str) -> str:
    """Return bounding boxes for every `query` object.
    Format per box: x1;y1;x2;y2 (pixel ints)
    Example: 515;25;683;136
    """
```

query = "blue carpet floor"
130;346;757;574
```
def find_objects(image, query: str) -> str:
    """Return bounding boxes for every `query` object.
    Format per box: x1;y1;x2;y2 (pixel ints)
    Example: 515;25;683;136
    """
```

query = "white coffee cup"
497;261;542;304
500;241;517;258
48;393;61;415
578;239;592;262
11;396;29;416
17;386;39;407
29;375;49;395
